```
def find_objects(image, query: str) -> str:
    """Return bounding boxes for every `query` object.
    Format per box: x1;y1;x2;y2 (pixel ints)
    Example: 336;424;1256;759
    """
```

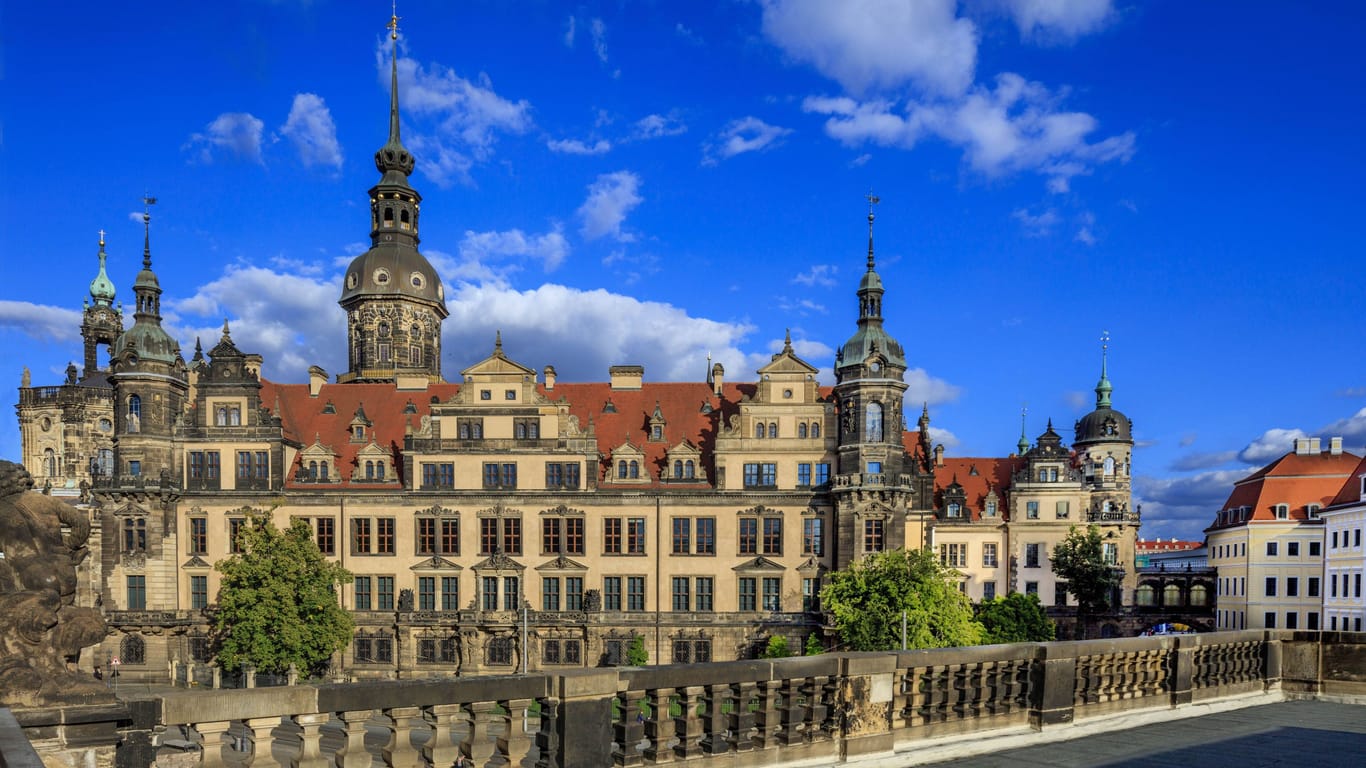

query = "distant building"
1206;437;1361;631
1322;451;1366;631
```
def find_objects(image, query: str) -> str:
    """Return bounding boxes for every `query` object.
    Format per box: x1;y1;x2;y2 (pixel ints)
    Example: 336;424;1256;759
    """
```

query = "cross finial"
1101;329;1110;353
388;1;400;40
98;229;106;246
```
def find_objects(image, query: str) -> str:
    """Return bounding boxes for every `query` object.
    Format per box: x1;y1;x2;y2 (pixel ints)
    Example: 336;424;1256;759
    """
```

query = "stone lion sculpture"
0;460;111;707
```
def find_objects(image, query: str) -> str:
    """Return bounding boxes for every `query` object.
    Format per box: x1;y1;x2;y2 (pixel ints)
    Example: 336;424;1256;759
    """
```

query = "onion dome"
89;231;117;307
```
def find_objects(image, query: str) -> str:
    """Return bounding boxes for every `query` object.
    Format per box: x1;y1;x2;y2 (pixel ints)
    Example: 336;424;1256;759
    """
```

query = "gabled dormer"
755;331;821;403
349;403;373;443
297;435;338;483
455;332;539;406
351;439;394;483
647;402;668;442
664;440;703;482
608;440;649;483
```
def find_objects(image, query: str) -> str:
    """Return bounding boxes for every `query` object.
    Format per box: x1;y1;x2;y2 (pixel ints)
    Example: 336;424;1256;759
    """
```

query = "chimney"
933;443;945;467
609;365;644;390
711;363;724;397
308;365;327;397
544;365;556;391
1294;437;1310;455
1330;436;1344;455
1309;437;1321;454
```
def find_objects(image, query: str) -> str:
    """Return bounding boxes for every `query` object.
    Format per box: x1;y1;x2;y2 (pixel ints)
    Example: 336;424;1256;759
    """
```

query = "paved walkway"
918;699;1366;768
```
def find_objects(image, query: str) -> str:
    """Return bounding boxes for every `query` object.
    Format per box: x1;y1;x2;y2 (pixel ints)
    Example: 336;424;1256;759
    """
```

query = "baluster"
752;680;779;750
700;683;729;755
383;707;422;767
804;675;832;742
425;704;463;768
334;710;373;768
965;662;984;720
466;700;499;767
776;677;805;745
499;699;533;767
950;663;967;719
533;695;560;768
292;713;331;768
931;666;951;723
613;691;645;766
642;687;675;764
245;716;279;767
728;681;756;753
672;686;705;759
195;720;233;768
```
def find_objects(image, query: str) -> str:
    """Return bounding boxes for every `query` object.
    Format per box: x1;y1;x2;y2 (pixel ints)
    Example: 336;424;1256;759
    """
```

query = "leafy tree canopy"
804;633;823;656
1049;524;1122;618
626;635;649;666
761;636;791;658
213;512;354;676
976;592;1056;644
821;548;983;651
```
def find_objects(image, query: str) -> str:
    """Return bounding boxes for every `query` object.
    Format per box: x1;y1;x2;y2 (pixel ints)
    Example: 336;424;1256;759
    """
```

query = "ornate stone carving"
0;461;111;707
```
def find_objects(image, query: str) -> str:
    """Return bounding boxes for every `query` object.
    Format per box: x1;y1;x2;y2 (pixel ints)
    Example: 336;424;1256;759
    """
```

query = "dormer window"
985;499;998;517
1274;504;1289;520
651;425;662;441
1306;504;1321;519
947;503;961;519
353;425;365;441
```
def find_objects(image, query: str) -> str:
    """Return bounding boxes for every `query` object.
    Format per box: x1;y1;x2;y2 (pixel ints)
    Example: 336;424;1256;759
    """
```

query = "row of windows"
1329;615;1365;631
944;499;1000;518
1264;575;1322;598
741;462;832;488
1331;528;1364;549
1023;500;1073;520
752;421;822;439
1328;571;1363;599
1022;541;1118;568
452;417;541;440
1264;540;1322;558
1134;583;1210;607
421;462;577;490
938;542;999;568
1263;611;1319;630
1212;543;1247;559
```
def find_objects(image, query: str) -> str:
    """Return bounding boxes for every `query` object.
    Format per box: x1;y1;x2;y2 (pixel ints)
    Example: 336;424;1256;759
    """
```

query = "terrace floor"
917;699;1366;768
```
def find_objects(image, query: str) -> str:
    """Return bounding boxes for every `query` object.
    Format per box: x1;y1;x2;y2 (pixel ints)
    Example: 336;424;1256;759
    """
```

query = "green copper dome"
89;234;116;307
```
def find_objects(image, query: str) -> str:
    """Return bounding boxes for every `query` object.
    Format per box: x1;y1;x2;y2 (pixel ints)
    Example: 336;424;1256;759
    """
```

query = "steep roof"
1327;453;1366;508
932;456;1022;520
1207;448;1362;531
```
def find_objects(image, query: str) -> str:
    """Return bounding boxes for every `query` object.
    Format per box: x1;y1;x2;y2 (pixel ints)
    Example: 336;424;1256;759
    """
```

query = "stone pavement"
917;699;1366;768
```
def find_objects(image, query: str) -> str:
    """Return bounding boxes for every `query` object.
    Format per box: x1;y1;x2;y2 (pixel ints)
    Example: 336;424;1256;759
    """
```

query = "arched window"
528;422;539;439
378;321;390;337
383;207;394;227
472;422;483;439
864;402;884;442
684;460;695;479
459;422;470;439
1102;500;1113;514
1163;584;1182;607
375;462;385;481
42;449;56;477
400;209;410;230
798;423;808;439
319;462;330;481
768;423;778;439
755;423;765;439
1189;584;1209;606
1038;469;1048;482
629;461;639;479
1103;456;1116;476
216;407;228;426
811;423;820;439
365;461;375;480
515;422;527;439
120;635;146;665
410;325;422;366
127;395;141;433
947;503;961;519
618;460;628;479
1135;585;1155;606
228;407;241;426
308;460;318;480
673;460;683;478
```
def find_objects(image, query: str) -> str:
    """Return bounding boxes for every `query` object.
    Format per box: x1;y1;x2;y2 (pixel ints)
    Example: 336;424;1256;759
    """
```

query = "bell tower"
81;230;124;380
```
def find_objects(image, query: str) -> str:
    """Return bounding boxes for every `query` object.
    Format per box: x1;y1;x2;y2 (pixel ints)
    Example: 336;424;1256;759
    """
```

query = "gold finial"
388;0;400;41
98;229;106;246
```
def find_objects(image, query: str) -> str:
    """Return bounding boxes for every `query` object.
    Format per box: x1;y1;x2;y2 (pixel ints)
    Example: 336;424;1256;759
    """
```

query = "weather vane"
388;0;400;40
143;194;158;217
865;190;880;215
1101;329;1110;353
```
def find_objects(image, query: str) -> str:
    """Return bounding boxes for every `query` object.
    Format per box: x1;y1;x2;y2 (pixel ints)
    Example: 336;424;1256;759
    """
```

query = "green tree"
1050;525;1122;639
804;633;823;656
761;636;791;658
820;548;984;651
626;635;649;666
213;512;353;676
976;592;1056;644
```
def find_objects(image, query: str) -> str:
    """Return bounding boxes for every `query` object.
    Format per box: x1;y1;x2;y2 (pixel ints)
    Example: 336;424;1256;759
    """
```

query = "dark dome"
1075;406;1132;445
339;243;446;309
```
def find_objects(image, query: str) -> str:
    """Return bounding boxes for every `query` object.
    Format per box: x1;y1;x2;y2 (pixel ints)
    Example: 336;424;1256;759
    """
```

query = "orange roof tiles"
932;456;1023;520
1208;448;1362;530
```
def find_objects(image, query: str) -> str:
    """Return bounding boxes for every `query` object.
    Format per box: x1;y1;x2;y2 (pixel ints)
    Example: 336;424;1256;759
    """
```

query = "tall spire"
865;190;879;271
374;6;416;183
141;195;157;270
387;7;402;148
1095;330;1113;408
1017;404;1029;455
89;230;117;307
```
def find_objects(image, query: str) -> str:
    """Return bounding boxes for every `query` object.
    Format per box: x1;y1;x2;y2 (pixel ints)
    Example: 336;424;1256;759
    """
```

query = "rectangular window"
1265;577;1277;597
377;576;395;611
1310;541;1321;557
355;577;372;611
739;518;758;554
1025;581;1038;597
1309;577;1320;598
1332;531;1339;548
672;518;691;554
802;577;819;611
762;518;783;554
1357;573;1363;598
441;577;459;611
189;451;204;479
743;463;760;487
803;517;824;556
564;518;583;555
418;577;436;611
418;518;437;555
256;451;268;479
542;518;562;555
127;575;146;610
1055;500;1070;519
376;518;395;555
798;463;812;486
672;576;690;611
696;517;716;554
1332;575;1339;598
761;463;777;486
316;517;335;555
1055;582;1069;607
1102;542;1118;565
1308;612;1319;631
483;462;517;489
864;519;884;552
983;581;997;601
627;518;646;554
762;577;781;611
983;542;998;568
190;575;207;610
815;463;831;485
440;519;459;555
421;463;455;489
627;577;646;611
480;518;498;555
739;577;757;611
502;576;520;611
1288;541;1300;557
1286;577;1299;597
604;577;622;611
236;451;252;480
1267;542;1278;557
940;542;966;568
696;577;714;612
503;518;522;556
128;460;141;477
205;451;220;480
229;517;245;554
1286;612;1298;630
1026;543;1041;568
353;518;372;554
544;462;580;489
542;577;561;612
482;576;498;611
604;518;622;554
189;517;207;555
566;577;583;611
1026;501;1039;519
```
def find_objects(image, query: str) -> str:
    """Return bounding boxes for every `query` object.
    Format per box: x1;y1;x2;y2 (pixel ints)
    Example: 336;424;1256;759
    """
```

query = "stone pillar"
642;687;675;763
837;654;895;760
1029;644;1077;729
533;695;561;768
335;710;373;768
672;686;705;759
700;684;729;755
245;716;279;767
291;713;331;768
466;700;499;766
499;698;534;767
194;720;232;768
425;703;464;768
1263;630;1284;691
1170;639;1196;707
613;690;645;766
382;706;423;768
550;669;618;768
728;681;756;753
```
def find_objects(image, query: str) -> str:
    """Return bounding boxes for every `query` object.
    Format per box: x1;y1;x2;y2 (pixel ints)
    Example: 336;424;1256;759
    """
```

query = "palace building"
14;16;1140;680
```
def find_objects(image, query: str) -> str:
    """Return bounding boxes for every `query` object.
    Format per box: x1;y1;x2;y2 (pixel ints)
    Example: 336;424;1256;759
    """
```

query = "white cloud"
704;117;793;164
458;227;571;272
1003;0;1114;42
776;297;828;315
279;93;343;171
1321;406;1366;446
405;135;474;188
928;426;960;450
563;16;576;48
792;264;839;287
803;73;1135;190
1238;427;1309;465
0;301;82;343
904;367;962;406
590;18;609;64
759;0;978;97
577;171;643;242
1074;226;1096;245
675;23;703;46
1011;207;1058;236
1169;451;1239;472
547;137;612;155
1134;468;1247;540
632;114;687;140
1180;433;1198;447
850;153;872;167
184;112;265;164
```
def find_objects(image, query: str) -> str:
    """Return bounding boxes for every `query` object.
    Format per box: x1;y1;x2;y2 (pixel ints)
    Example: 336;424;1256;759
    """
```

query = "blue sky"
2;1;1363;541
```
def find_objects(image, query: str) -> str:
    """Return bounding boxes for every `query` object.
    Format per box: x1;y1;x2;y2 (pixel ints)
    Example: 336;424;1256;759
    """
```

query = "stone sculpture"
0;460;111;707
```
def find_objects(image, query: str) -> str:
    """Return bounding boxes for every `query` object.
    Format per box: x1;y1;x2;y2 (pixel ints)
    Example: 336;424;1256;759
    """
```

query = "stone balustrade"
8;630;1366;768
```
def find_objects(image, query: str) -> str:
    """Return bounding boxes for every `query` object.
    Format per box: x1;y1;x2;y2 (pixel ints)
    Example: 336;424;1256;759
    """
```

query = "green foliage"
820;548;984;651
1050;525;1123;638
761;635;791;658
976;592;1056;644
804;633;823;656
626;635;649;666
213;512;353;676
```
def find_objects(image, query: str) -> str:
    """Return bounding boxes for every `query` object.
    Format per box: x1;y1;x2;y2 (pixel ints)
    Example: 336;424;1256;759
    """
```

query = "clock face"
869;361;881;373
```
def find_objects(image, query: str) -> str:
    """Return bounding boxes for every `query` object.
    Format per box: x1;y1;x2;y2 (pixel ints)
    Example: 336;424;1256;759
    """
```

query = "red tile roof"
1208;449;1362;530
932;456;1023;520
1327;454;1366;508
1136;539;1202;552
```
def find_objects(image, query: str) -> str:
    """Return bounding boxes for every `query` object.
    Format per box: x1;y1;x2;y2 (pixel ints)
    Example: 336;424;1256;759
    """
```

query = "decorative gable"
609;440;649;482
